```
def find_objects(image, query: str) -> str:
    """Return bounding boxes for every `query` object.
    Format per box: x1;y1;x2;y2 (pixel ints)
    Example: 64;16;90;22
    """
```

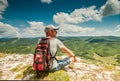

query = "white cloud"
21;21;46;38
0;0;8;19
71;6;102;22
21;21;62;38
115;25;120;32
0;21;96;38
53;0;120;25
40;0;52;4
0;22;20;38
0;21;120;38
53;0;120;36
92;29;113;36
57;24;120;36
57;24;95;36
0;21;47;38
0;0;119;38
100;0;120;17
53;6;102;24
90;27;120;36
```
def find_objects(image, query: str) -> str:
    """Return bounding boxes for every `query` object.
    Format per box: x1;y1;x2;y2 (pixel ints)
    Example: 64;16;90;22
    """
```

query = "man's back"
37;37;64;70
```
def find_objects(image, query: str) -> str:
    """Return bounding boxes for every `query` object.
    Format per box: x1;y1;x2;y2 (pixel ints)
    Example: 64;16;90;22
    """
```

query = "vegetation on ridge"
0;36;120;65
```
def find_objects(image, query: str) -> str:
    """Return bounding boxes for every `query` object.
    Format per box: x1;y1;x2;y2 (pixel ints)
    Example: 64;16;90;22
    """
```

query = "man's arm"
61;46;77;62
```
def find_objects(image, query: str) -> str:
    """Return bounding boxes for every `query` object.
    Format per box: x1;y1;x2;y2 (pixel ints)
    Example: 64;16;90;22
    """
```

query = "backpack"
33;37;53;76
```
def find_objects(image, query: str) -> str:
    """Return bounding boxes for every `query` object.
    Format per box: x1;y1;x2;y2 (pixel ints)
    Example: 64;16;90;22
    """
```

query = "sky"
0;0;120;38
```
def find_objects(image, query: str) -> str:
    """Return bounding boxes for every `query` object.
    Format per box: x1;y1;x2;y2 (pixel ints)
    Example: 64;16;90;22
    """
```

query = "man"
38;25;77;71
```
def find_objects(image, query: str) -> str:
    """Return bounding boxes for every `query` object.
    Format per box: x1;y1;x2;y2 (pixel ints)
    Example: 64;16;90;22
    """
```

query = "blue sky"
0;0;120;38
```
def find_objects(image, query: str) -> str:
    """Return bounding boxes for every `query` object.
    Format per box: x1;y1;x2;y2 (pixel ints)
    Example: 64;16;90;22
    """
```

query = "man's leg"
52;57;70;71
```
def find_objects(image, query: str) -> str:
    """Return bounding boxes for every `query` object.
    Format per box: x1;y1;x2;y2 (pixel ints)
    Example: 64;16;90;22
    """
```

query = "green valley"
0;36;120;65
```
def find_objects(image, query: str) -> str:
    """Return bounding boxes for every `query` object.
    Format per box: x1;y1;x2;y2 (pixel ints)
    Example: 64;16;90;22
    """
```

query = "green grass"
0;53;7;58
93;53;118;65
22;66;70;81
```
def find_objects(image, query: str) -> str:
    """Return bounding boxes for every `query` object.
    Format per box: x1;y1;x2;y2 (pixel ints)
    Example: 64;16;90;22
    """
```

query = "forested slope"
0;36;120;65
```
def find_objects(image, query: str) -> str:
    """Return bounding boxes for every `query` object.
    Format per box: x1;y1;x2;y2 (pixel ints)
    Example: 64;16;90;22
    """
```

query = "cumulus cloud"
115;25;120;32
0;21;47;38
90;26;120;36
54;6;102;24
20;21;46;38
93;29;113;36
0;22;20;38
53;0;120;36
56;24;120;36
0;0;119;38
0;0;8;19
53;0;120;25
0;21;96;37
100;0;120;17
57;24;95;36
40;0;52;4
0;21;120;38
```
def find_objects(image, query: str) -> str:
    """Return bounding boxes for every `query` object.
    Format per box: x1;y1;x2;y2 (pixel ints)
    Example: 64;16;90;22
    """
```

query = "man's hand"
70;56;77;62
73;56;77;62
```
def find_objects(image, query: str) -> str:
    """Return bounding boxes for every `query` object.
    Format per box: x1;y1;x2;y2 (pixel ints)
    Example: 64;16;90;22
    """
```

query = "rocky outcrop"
0;54;69;81
0;53;120;81
65;61;120;81
0;54;33;80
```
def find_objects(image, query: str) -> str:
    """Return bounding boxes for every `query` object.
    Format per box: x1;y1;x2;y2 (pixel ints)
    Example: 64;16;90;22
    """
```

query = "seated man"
38;25;77;71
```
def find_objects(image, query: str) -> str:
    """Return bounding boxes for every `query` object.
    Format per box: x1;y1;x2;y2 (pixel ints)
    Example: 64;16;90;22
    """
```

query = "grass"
0;53;7;58
10;64;29;72
93;53;118;65
15;73;23;79
111;71;120;81
0;71;2;78
22;66;70;81
10;64;32;79
11;64;70;81
102;64;116;71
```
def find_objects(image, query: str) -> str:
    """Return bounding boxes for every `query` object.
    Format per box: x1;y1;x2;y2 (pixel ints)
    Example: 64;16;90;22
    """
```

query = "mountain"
0;36;120;65
85;36;120;43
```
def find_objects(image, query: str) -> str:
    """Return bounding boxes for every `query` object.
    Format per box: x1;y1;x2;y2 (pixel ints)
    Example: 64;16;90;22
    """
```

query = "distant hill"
0;37;39;54
0;36;120;65
85;36;120;43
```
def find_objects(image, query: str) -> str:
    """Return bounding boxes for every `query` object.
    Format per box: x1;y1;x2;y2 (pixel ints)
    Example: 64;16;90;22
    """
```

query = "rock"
64;58;119;81
0;54;70;81
0;54;120;81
